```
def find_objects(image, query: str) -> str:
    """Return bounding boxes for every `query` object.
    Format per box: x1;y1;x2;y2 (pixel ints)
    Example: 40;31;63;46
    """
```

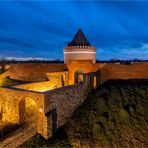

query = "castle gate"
75;70;101;90
19;97;38;125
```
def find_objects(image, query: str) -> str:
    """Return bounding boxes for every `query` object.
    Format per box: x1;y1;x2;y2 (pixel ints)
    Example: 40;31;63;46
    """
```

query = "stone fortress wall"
64;46;96;64
0;87;44;125
3;60;147;137
1;60;148;147
43;83;87;138
9;63;67;82
0;83;88;147
0;67;95;147
12;71;69;92
9;61;148;84
12;81;57;92
46;71;69;88
68;60;148;83
99;62;148;82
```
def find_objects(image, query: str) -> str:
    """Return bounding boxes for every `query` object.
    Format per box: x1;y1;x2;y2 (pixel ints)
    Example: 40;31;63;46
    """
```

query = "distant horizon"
0;56;147;62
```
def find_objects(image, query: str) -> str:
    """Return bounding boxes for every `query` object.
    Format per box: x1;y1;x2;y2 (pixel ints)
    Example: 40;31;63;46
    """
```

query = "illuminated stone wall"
97;62;148;83
0;87;44;127
42;83;87;139
0;71;10;79
64;46;96;64
9;63;68;82
12;81;57;92
0;90;19;124
9;61;148;84
0;83;88;140
68;60;148;84
1;61;148;144
67;60;99;84
46;71;69;88
75;71;101;91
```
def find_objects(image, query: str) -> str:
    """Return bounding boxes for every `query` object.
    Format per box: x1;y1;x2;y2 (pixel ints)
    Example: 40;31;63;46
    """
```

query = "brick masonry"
9;63;68;82
0;60;148;147
46;71;69;88
9;61;148;83
0;83;88;145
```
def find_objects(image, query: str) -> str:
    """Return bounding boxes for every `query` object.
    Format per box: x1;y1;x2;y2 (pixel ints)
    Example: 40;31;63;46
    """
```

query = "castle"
0;29;148;147
64;28;96;64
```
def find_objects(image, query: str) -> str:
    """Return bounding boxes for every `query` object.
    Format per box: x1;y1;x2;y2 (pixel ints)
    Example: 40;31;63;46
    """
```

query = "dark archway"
94;75;97;89
75;70;86;83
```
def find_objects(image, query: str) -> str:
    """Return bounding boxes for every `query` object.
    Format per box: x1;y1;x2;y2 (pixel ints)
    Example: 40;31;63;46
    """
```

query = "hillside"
22;79;148;147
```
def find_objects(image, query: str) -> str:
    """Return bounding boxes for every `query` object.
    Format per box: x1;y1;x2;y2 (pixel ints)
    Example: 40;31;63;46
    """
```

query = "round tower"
64;28;96;64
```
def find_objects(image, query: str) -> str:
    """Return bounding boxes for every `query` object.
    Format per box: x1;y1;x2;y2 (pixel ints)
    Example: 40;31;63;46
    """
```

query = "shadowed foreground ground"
22;79;148;147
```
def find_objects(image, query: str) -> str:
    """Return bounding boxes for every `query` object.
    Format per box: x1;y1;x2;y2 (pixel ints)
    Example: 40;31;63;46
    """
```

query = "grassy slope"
22;79;148;147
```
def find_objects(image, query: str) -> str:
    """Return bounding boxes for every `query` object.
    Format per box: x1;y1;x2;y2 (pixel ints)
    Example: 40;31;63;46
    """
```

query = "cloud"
0;56;54;61
0;1;148;60
96;42;148;60
122;43;148;54
0;37;33;48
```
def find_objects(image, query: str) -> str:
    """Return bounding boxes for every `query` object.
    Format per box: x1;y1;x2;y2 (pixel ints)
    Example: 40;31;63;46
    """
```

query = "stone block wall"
68;60;148;84
0;82;88;140
75;71;101;91
1;60;148;143
12;81;57;92
0;89;20;124
0;87;44;129
42;84;87;139
68;60;99;84
9;61;148;85
9;63;68;82
46;71;69;88
0;71;10;80
64;46;96;64
98;62;148;82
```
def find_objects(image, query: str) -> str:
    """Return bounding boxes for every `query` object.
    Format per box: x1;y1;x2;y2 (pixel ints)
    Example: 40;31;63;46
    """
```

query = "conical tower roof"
68;28;91;46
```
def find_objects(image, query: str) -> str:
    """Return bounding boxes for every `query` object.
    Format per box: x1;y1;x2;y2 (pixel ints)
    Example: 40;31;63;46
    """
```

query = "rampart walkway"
0;117;37;148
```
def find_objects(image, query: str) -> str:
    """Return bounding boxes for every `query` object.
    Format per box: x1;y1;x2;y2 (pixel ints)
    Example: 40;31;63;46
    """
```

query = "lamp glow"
39;108;43;113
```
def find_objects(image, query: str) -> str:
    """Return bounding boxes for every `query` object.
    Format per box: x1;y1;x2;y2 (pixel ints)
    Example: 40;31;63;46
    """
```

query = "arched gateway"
19;97;38;125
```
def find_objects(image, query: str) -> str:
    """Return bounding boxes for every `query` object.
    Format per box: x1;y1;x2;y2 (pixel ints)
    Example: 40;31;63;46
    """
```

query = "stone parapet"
64;46;96;64
64;46;96;52
9;63;67;82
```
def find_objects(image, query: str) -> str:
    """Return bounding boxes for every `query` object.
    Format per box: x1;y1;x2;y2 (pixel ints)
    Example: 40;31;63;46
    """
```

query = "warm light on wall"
13;81;56;92
39;108;43;113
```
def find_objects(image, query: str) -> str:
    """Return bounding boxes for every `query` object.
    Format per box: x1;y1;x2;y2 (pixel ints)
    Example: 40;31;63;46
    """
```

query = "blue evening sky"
0;1;148;60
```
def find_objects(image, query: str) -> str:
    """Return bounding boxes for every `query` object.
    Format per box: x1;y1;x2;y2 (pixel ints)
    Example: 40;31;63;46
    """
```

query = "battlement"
64;29;96;64
64;45;96;51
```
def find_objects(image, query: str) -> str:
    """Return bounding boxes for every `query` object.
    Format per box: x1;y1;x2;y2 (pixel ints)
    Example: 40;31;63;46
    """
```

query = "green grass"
22;79;148;147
